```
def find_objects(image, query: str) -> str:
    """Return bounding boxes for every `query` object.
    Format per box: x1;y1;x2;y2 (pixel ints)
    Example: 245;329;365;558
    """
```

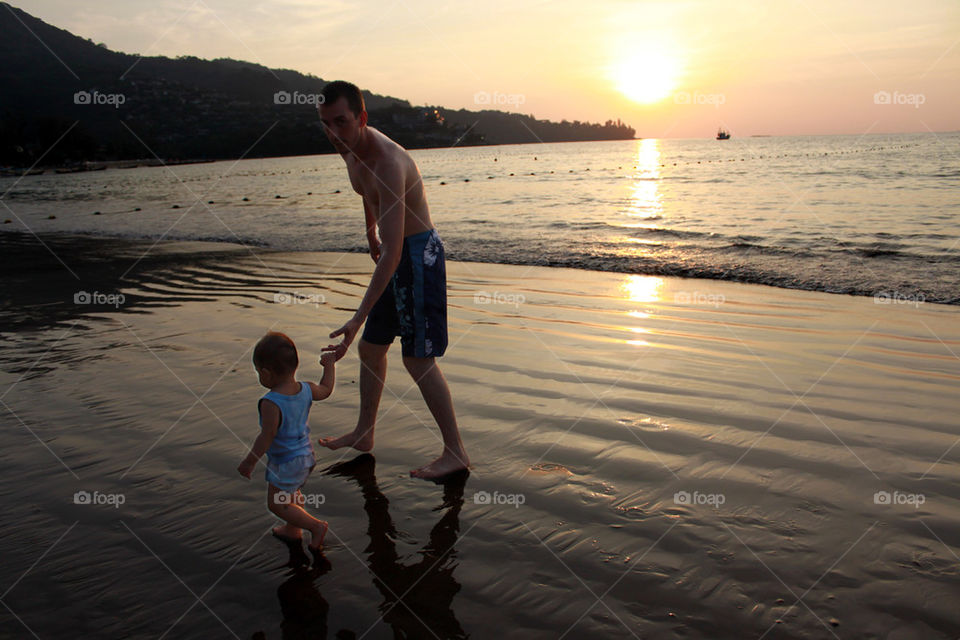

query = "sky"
14;0;960;137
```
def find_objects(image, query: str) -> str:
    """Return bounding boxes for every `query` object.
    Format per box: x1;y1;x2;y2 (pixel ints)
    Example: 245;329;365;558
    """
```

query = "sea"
2;132;958;303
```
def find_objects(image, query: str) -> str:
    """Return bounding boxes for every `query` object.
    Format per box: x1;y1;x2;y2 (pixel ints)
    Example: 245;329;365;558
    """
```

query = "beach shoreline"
4;227;957;310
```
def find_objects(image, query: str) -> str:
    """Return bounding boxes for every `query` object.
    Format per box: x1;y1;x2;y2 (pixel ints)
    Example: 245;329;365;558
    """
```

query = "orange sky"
16;0;960;137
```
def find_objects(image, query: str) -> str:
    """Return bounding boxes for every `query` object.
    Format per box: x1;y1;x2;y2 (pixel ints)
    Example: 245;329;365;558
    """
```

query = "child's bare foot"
308;521;329;551
411;451;470;480
272;524;302;544
318;429;373;452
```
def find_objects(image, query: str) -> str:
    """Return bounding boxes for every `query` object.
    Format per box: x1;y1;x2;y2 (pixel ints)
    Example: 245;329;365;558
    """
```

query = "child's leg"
267;484;328;548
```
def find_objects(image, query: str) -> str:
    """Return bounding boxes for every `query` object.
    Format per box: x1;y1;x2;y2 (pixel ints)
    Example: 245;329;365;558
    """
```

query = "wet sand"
1;232;959;639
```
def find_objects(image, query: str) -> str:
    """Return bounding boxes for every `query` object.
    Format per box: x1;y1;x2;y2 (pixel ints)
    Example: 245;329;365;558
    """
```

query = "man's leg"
318;338;390;451
403;355;469;478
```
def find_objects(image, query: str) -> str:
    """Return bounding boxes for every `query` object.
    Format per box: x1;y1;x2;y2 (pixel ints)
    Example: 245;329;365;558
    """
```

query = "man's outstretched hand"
323;317;362;361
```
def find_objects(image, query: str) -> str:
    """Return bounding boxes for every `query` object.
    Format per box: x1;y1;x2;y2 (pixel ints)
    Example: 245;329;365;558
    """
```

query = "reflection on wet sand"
266;454;468;639
327;454;469;640
271;549;332;639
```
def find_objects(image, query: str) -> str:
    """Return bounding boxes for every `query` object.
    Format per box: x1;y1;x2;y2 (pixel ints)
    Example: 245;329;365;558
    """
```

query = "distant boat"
716;128;731;140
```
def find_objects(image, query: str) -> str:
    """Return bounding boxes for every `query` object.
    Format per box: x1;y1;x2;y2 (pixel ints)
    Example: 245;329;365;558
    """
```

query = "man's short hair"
321;80;365;117
253;331;299;374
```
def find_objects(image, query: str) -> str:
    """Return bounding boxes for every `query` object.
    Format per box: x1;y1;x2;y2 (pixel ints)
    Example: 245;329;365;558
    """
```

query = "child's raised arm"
237;399;280;478
308;353;336;401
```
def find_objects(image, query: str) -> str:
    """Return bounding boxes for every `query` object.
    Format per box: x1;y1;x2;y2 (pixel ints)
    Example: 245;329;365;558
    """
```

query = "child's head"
253;331;298;388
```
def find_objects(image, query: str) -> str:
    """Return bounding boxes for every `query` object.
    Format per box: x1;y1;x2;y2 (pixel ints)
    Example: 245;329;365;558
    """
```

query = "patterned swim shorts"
360;228;448;358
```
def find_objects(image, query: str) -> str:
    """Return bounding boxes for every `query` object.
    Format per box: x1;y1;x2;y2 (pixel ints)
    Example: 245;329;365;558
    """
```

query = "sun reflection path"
620;274;664;346
613;139;666;257
626;138;663;220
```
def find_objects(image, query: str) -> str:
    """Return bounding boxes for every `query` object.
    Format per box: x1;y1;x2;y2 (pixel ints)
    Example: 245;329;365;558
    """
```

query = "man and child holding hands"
238;81;470;559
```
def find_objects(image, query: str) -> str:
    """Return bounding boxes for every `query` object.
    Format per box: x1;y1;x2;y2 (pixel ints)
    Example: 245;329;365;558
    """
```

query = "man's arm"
356;161;405;321
363;198;381;263
327;160;405;352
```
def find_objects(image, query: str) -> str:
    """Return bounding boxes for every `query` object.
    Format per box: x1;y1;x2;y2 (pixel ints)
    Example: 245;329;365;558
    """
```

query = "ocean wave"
8;228;957;305
622;226;709;239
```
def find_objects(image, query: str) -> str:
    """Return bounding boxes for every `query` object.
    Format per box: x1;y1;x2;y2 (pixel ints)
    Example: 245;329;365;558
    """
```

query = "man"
317;80;469;480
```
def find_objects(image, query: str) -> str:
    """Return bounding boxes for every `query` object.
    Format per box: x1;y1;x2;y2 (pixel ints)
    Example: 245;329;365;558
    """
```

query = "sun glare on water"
612;46;680;105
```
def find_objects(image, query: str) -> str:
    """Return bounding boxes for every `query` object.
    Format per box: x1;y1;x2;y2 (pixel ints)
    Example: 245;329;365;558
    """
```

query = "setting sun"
612;46;680;104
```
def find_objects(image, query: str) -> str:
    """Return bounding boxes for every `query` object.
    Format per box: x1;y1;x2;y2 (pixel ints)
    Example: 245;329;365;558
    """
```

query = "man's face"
318;97;364;154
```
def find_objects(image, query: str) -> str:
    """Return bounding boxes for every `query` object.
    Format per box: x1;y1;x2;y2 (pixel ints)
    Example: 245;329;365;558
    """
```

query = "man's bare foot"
272;524;302;544
308;521;329;551
318;430;373;452
410;451;470;480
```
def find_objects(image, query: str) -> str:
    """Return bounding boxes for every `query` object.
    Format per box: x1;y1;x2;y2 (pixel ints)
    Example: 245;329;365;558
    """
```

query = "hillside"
0;3;635;166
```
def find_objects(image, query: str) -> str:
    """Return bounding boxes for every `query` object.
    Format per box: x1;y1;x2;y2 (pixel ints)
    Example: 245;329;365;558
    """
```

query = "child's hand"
237;459;255;479
321;341;348;362
320;351;337;367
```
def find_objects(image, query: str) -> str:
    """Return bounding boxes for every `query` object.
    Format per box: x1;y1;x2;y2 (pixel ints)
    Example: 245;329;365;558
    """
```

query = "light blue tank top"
260;382;314;464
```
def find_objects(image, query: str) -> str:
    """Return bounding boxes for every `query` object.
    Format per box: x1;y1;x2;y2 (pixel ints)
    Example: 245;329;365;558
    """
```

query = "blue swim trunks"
265;452;316;493
361;228;448;358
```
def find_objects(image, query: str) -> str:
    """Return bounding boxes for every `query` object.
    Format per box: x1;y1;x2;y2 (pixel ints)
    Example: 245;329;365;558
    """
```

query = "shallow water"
2;132;958;303
1;235;959;638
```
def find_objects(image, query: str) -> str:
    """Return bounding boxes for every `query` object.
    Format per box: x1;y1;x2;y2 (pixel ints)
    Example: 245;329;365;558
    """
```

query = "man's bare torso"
345;127;433;237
